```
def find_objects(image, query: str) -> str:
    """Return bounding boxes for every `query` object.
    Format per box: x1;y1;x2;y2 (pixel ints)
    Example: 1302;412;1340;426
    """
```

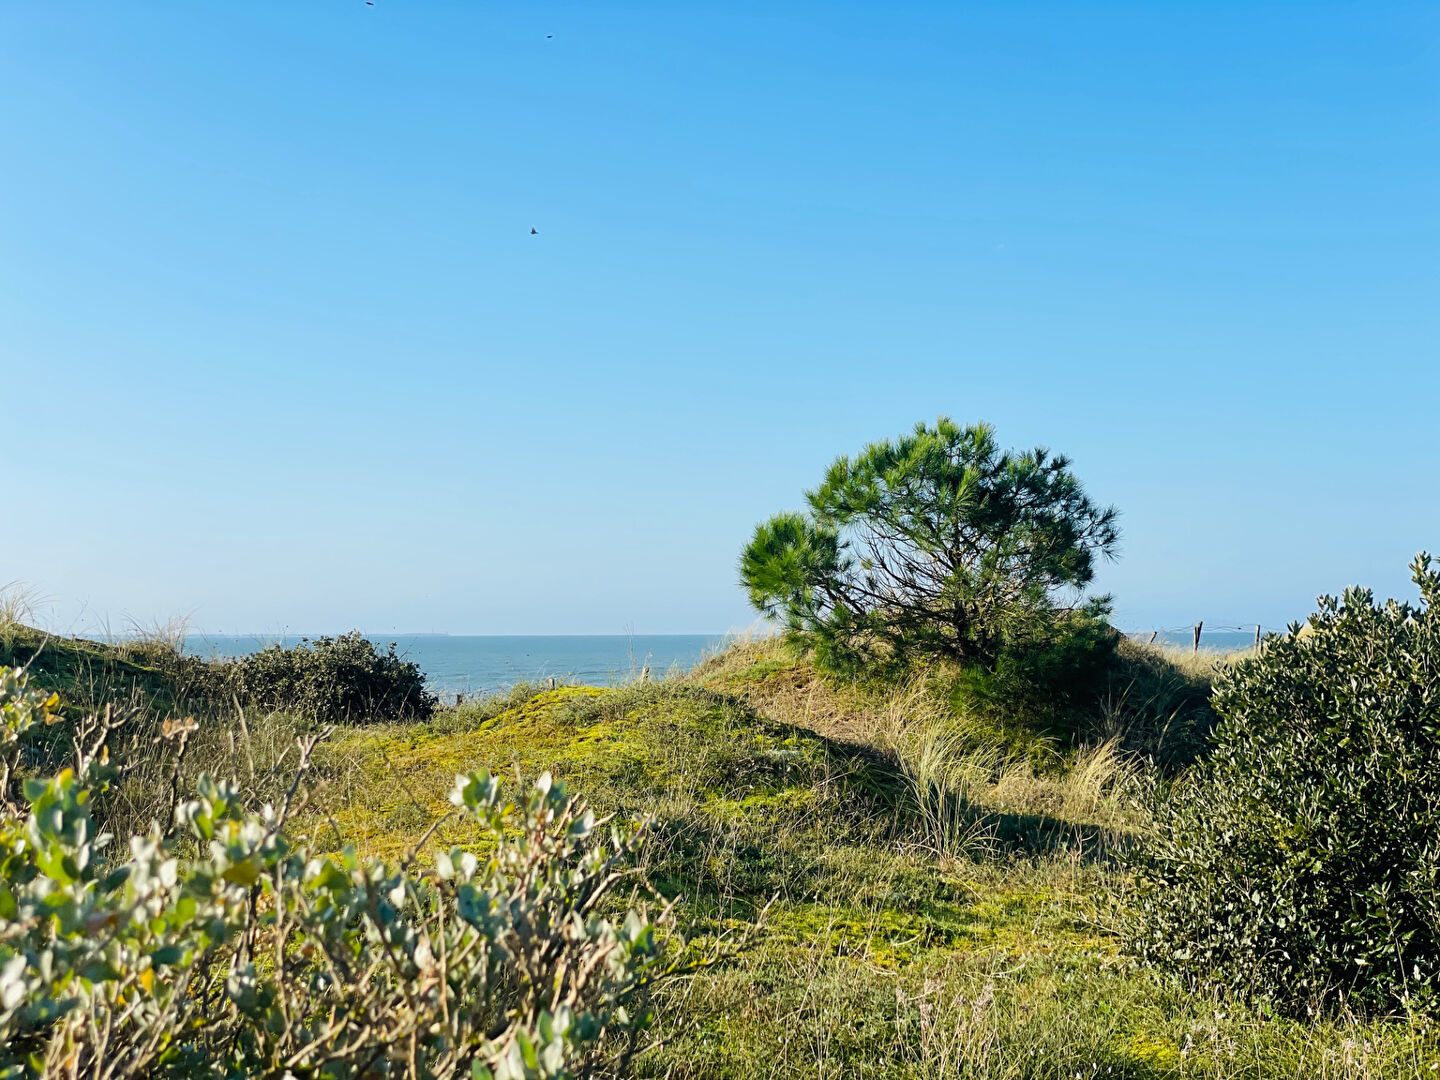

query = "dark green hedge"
215;631;436;724
1130;555;1440;1017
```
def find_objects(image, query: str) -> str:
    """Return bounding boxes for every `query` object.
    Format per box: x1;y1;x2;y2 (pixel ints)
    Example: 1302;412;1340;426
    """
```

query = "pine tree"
740;417;1119;674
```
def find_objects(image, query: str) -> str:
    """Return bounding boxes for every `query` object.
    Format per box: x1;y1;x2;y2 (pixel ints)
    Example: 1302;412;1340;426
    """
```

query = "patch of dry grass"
687;635;886;744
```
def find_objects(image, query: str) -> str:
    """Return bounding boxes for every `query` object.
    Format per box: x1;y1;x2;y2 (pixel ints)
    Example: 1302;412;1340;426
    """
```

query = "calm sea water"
182;627;1261;701
183;634;728;698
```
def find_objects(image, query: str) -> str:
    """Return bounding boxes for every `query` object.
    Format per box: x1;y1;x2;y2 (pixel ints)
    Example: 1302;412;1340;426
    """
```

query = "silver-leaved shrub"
0;666;665;1079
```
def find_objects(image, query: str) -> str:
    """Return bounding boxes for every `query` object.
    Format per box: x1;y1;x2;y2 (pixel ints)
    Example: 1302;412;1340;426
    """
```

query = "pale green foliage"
0;667;59;810
0;667;664;1079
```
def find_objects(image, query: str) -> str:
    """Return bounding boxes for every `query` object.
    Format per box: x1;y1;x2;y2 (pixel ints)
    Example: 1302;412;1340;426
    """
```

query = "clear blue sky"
3;1;1436;636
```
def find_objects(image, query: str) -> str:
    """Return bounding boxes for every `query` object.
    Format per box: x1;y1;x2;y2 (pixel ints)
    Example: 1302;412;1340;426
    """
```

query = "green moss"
766;904;949;967
1124;1033;1184;1067
721;658;796;686
299;656;1434;1078
316;682;856;864
701;787;819;825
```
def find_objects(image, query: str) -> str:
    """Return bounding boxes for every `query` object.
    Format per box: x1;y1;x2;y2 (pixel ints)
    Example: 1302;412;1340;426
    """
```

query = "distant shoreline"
176;633;732;697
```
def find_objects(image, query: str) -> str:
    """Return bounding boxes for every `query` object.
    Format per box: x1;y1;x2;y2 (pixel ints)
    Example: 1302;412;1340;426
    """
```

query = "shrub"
0;666;60;811
0;666;667;1079
218;631;437;724
1129;555;1440;1017
948;608;1119;748
739;417;1119;678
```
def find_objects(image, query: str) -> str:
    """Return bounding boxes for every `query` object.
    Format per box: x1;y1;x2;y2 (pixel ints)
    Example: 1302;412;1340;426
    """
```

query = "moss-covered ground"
6;628;1436;1076
307;643;1437;1078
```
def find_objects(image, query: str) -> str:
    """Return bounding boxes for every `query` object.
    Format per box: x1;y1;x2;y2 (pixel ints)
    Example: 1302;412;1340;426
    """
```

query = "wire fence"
1126;621;1295;653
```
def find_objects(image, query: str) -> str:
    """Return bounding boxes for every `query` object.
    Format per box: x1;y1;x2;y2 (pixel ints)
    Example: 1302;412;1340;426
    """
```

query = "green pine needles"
740;418;1119;677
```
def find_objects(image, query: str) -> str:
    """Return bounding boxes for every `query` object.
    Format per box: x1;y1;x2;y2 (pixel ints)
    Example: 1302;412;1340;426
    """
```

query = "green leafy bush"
948;606;1119;748
217;631;437;724
1130;555;1440;1017
0;667;666;1079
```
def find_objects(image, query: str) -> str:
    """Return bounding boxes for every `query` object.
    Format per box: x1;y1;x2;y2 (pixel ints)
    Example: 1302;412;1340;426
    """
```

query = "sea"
183;634;728;699
180;626;1265;702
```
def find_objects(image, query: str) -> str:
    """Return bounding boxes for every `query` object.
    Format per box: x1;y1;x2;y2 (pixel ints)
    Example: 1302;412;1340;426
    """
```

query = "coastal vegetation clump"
0;625;435;731
740;419;1220;766
205;630;438;724
740;418;1153;761
1131;554;1440;1018
0;668;669;1079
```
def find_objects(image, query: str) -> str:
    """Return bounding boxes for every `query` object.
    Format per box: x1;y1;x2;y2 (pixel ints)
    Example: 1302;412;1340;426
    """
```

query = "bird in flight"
530;228;539;236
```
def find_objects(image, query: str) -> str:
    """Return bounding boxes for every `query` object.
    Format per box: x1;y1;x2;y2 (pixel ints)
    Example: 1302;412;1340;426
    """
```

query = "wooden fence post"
1193;621;1203;653
1147;630;1158;646
1254;624;1262;649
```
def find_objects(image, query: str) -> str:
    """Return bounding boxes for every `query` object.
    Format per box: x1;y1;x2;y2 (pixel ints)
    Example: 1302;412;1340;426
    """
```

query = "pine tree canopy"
739;418;1120;673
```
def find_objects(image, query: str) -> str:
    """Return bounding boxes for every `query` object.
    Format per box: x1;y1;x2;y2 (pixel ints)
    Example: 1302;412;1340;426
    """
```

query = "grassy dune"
303;640;1437;1077
0;623;188;715
5;628;1437;1076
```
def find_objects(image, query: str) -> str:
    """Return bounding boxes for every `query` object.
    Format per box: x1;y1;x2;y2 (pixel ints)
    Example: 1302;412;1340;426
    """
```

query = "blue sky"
2;1;1436;636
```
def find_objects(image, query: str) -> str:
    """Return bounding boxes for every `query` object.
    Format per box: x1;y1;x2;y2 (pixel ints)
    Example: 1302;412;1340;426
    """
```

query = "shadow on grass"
670;684;1138;866
980;804;1135;861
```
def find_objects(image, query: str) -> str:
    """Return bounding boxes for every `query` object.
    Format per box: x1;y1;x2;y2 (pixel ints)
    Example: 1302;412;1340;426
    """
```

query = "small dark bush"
1130;555;1440;1017
949;606;1119;748
219;631;436;724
